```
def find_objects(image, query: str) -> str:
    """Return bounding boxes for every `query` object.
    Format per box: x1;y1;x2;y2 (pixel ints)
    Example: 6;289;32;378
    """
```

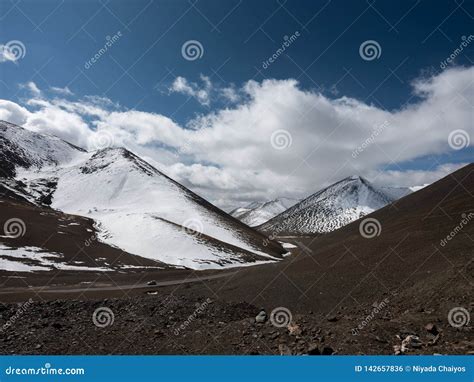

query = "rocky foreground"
0;289;471;355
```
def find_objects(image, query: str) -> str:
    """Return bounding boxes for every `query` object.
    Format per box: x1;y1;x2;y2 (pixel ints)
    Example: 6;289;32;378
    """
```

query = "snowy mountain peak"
0;121;284;269
258;176;407;235
346;175;362;181
0;120;85;178
80;147;154;175
230;197;300;227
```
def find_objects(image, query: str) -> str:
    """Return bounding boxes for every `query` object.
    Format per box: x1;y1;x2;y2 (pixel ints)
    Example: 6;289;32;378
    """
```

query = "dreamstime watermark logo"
174;298;212;335
359;217;381;239
352;298;389;335
263;230;281;246
1;40;26;62
269;307;292;328
440;212;474;247
181;40;204;61
5;363;85;376
359;40;382;61
262;31;300;70
262;213;292;246
440;35;474;69
352;120;389;158
3;218;26;238
84;233;98;247
182;218;204;237
90;131;115;150
84;31;123;69
448;129;470;150
92;307;115;328
0;298;33;333
270;129;292;150
447;307;470;328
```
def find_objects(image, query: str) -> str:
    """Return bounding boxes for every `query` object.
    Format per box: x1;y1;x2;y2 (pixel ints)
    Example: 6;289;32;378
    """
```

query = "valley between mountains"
0;121;472;356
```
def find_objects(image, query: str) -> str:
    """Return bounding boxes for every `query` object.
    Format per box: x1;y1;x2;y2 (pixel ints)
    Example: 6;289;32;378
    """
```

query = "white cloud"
169;75;212;106
220;85;241;103
0;100;30;125
20;81;41;97
169;76;242;106
367;163;468;188
0;67;472;209
50;86;74;96
0;45;17;63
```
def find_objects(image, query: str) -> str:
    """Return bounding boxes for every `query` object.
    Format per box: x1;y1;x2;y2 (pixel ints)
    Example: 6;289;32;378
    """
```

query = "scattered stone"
428;334;440;345
399;329;417;338
255;310;267;323
327;315;338;322
403;335;422;349
147;280;157;286
395;335;423;354
307;345;321;355
287;322;302;336
393;345;402;355
425;323;438;335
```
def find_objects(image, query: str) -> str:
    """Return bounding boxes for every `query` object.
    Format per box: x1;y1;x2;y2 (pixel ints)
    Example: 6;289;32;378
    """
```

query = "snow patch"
0;244;111;272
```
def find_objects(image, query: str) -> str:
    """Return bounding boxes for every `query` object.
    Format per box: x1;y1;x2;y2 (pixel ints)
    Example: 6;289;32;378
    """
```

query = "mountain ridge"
258;175;408;235
0;121;285;270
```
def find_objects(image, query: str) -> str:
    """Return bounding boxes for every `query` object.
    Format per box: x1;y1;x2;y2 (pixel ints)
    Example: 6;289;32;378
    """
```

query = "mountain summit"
258;175;410;235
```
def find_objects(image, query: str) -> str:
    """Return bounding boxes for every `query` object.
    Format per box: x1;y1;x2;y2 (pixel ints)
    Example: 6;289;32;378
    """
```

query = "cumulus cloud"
0;67;472;208
0;100;30;125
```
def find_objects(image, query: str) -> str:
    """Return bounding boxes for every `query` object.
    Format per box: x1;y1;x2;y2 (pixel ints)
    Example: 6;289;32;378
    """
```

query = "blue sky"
0;0;472;207
2;0;473;114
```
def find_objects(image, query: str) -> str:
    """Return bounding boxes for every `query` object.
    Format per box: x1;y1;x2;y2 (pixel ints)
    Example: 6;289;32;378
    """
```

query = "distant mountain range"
230;176;419;235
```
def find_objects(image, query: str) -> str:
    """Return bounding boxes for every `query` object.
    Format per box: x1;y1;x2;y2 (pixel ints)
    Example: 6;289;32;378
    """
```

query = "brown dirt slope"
0;197;170;287
196;162;473;314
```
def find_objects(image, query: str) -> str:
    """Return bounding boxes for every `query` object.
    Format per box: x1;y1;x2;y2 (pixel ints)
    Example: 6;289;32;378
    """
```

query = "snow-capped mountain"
258;176;410;235
230;197;299;227
0;121;284;269
0;121;85;178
